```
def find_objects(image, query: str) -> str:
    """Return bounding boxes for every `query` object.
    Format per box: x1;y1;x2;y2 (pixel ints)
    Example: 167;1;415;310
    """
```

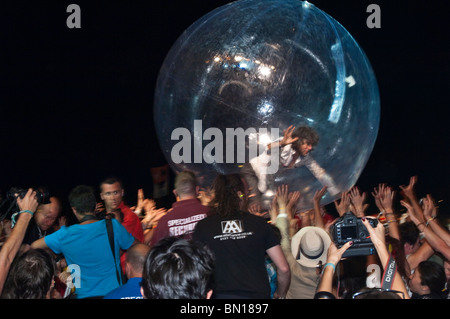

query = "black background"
0;0;448;215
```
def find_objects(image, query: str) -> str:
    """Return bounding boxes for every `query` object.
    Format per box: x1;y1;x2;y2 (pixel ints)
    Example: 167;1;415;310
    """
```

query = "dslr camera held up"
0;186;51;222
7;186;51;205
330;212;378;257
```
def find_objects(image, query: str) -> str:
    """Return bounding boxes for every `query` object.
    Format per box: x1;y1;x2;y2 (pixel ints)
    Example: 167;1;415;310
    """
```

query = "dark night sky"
0;0;448;214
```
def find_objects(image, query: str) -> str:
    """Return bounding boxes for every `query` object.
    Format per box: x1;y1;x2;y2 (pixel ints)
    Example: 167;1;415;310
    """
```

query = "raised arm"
267;125;299;150
349;186;369;217
273;185;292;252
422;194;450;247
315;241;353;298
312;186;327;229
401;200;450;261
333;191;351;217
378;185;400;240
0;189;39;294
361;217;410;298
399;176;425;224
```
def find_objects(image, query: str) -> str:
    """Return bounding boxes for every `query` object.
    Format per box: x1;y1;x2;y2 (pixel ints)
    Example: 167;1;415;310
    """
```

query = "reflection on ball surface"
154;0;380;210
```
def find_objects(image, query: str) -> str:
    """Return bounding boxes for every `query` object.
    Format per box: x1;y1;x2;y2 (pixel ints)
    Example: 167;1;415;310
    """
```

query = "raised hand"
280;125;299;147
349;186;368;217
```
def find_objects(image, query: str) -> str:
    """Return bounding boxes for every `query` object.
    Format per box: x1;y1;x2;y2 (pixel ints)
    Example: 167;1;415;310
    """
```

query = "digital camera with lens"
330;212;378;257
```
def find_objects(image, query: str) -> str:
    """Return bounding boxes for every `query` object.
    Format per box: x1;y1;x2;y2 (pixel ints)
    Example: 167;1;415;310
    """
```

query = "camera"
7;186;51;205
330;212;378;257
0;186;51;222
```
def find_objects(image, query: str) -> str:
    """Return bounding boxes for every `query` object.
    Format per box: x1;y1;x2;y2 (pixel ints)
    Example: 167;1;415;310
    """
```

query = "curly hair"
292;126;319;148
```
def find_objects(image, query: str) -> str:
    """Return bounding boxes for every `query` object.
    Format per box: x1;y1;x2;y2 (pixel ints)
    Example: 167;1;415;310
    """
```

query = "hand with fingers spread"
141;206;167;231
334;191;351;216
313;186;327;207
276;184;289;211
280;125;300;147
422;194;437;221
400;199;422;225
371;183;385;213
349;186;368;217
287;190;301;215
379;185;395;212
399;176;418;200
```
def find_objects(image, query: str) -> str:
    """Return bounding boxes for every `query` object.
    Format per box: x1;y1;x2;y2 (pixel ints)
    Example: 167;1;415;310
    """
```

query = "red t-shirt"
150;198;210;247
118;201;144;242
118;202;144;274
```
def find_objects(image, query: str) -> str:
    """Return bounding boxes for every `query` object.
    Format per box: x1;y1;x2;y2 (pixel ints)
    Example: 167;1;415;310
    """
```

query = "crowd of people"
0;125;449;300
0;170;448;300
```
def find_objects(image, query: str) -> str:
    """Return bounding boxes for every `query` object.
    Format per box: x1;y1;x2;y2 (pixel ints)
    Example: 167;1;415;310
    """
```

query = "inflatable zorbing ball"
154;0;380;211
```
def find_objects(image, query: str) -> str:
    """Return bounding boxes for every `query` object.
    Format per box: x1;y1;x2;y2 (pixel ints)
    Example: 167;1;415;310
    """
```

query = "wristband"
322;263;336;274
11;210;34;228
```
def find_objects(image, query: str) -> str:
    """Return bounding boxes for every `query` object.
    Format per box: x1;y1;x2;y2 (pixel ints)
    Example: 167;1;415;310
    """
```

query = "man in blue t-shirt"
32;185;137;299
104;243;150;299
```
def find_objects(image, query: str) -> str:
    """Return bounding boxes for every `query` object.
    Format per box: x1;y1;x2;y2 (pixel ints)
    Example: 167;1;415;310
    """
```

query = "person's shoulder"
154;210;171;225
243;211;267;222
195;213;217;226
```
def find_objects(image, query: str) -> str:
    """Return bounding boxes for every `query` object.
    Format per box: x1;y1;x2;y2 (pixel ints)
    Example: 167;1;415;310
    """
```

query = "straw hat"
290;226;331;268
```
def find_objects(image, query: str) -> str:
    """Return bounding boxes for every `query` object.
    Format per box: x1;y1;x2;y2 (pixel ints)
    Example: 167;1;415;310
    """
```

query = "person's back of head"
399;221;420;247
210;174;246;218
141;237;215;299
174;171;198;199
68;185;97;215
2;249;55;299
352;288;404;299
126;243;151;277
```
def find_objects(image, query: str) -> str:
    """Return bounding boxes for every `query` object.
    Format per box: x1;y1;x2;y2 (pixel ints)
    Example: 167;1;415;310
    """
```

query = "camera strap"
106;218;122;285
381;255;397;290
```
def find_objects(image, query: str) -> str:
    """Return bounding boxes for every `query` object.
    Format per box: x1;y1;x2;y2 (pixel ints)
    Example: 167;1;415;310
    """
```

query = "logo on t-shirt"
221;220;243;234
213;219;253;241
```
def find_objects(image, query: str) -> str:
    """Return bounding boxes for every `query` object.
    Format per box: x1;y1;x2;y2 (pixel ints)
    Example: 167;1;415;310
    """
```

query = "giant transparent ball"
154;0;380;211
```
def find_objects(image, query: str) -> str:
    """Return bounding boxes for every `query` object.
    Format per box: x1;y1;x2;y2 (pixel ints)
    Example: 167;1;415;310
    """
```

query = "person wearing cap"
273;184;332;298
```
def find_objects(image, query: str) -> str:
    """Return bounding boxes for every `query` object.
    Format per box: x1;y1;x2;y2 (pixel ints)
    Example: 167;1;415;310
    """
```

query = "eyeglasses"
352;288;405;299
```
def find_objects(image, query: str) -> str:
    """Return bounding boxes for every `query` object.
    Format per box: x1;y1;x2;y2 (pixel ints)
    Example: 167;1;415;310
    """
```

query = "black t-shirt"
193;211;280;299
